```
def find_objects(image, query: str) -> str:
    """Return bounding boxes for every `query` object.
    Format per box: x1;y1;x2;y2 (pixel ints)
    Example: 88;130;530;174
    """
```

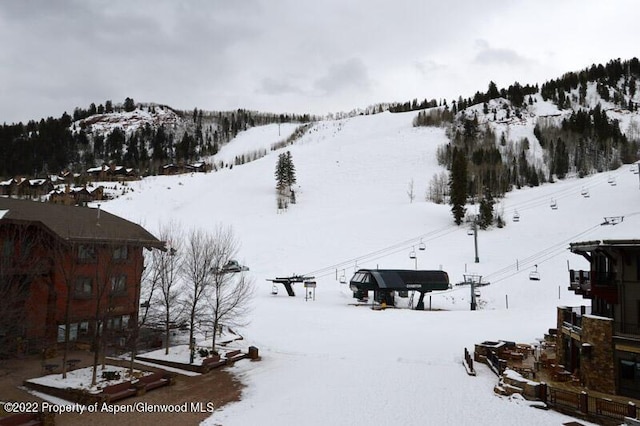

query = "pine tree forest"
417;58;640;225
0;98;313;178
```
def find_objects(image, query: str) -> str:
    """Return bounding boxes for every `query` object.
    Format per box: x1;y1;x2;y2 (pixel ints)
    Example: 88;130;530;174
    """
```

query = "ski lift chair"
529;265;541;281
418;239;426;251
550;199;558;210
513;211;520;222
409;247;416;259
467;228;474;236
271;285;279;295
581;187;590;198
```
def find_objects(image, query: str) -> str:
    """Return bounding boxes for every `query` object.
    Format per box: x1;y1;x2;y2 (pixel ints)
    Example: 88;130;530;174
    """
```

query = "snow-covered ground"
97;110;639;425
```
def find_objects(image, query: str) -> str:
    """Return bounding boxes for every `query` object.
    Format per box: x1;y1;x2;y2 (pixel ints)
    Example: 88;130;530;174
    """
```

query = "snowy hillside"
98;110;640;425
73;105;182;135
454;79;640;176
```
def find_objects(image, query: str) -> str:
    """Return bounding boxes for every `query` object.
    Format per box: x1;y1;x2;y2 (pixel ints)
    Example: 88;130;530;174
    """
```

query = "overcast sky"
1;0;639;124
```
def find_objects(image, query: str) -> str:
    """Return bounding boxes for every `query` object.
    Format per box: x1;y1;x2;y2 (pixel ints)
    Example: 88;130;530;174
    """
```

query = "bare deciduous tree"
426;171;448;204
153;223;185;355
51;239;80;379
181;228;216;363
204;226;254;353
407;178;415;203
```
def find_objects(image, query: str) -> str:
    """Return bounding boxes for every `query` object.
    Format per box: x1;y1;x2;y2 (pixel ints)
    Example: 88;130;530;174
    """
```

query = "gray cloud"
1;1;640;122
473;39;530;66
414;60;446;76
314;58;371;95
259;78;305;96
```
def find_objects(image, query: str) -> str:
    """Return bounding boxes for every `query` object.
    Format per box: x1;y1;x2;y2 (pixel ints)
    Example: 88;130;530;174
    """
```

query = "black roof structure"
350;269;449;293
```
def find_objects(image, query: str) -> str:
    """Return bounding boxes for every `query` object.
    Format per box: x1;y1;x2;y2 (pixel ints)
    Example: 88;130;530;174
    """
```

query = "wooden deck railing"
544;384;637;421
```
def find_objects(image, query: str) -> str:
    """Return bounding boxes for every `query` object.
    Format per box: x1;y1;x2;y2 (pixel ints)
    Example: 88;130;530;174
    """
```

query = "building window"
57;323;78;343
111;275;126;294
621;360;635;380
78;244;96;263
619;358;640;398
78;321;89;336
2;238;13;257
113;246;128;261
20;236;35;258
106;315;131;331
74;277;93;298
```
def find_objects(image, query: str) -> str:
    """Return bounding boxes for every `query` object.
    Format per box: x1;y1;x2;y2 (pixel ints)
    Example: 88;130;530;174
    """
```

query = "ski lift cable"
485;211;640;283
483;223;602;283
307;228;456;277
500;170;623;216
489;245;571;285
304;168;636;280
303;223;461;277
349;168;627;270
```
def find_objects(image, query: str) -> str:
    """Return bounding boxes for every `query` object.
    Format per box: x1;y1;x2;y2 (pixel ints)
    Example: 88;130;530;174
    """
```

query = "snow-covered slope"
73;105;182;135
98;110;639;425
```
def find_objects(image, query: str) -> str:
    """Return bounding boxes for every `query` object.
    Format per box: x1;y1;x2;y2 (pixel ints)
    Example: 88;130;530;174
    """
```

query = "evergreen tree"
275;153;288;193
275;151;298;206
554;137;569;179
449;147;467;225
478;189;494;230
285;151;296;186
123;97;136;112
487;81;500;99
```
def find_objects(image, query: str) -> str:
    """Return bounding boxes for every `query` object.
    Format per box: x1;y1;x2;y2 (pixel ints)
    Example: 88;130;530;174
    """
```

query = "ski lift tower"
464;274;482;311
467;215;480;263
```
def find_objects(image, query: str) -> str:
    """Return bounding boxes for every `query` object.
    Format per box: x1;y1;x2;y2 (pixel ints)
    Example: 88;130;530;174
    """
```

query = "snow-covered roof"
87;165;106;173
0;209;7;219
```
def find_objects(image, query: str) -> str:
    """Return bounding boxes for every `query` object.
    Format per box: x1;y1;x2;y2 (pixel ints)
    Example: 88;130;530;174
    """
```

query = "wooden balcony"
568;270;591;298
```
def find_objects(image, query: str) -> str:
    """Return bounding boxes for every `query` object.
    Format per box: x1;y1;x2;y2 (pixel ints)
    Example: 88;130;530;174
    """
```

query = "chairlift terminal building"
349;269;450;310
